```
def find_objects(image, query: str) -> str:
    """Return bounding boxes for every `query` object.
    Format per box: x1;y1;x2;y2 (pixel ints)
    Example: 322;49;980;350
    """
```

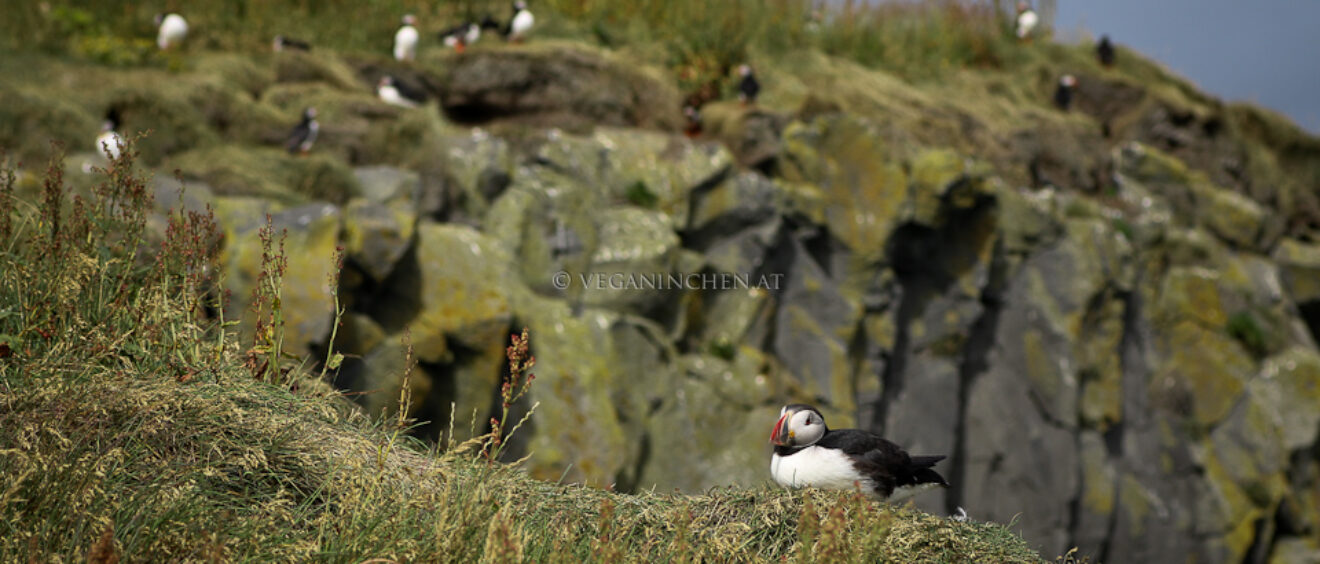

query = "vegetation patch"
0;137;1043;562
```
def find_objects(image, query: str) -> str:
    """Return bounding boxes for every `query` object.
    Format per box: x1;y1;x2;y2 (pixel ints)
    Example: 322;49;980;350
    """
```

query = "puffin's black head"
769;404;827;447
513;1;529;13
303;107;318;120
104;108;121;130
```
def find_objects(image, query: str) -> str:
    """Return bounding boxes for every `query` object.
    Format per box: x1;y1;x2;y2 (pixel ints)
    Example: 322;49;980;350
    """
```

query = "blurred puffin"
394;14;419;61
1015;1;1038;41
273;35;311;52
506;1;534;43
1097;35;1116;67
96;109;124;161
769;404;949;502
377;76;425;108
441;21;482;53
1054;74;1077;111
155;13;189;50
737;64;760;106
285;107;319;155
682;104;702;138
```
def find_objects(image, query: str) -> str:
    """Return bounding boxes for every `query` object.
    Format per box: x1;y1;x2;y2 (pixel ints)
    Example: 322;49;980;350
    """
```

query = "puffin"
154;13;189;50
285;107;319;155
737;64;760;106
394;14;419;61
1054;74;1077;111
96;110;124;161
769;404;949;502
1097;35;1116;67
1014;2;1038;41
440;22;479;53
273;35;312;52
507;1;534;43
377;76;425;108
682;104;702;138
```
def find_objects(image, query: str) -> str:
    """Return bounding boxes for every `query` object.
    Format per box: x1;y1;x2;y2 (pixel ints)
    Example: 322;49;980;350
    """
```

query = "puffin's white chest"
394;26;418;60
300;121;319;150
97;131;123;160
511;11;534;37
157;15;188;49
378;86;417;108
1016;11;1038;37
771;446;875;495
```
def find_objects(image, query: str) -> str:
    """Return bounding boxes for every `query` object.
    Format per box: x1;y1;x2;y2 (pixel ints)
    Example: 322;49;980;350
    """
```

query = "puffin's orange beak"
770;413;790;445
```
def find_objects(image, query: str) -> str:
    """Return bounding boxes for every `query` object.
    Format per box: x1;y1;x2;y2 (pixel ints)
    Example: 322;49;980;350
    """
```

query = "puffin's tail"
909;455;950;487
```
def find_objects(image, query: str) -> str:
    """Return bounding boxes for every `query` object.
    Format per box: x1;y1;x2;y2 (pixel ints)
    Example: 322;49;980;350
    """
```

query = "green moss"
1225;311;1268;359
624;180;659;208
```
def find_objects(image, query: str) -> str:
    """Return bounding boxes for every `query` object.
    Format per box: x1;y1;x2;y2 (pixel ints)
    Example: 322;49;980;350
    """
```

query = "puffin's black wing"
1054;84;1073;110
438;22;468;39
817;429;947;498
740;74;760;100
1097;37;1115;66
816;428;905;457
283;36;312;50
285;120;310;154
393;79;429;104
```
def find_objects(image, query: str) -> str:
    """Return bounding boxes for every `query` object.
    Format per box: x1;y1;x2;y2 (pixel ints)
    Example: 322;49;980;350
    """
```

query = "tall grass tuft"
245;215;291;385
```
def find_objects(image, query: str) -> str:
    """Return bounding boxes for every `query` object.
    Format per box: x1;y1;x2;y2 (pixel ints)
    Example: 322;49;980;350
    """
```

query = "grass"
0;140;1044;561
7;0;1025;95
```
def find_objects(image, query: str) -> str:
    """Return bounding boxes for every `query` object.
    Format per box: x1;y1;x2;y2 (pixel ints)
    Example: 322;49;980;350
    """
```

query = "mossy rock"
1249;348;1320;450
1152;320;1253;428
167;145;359;204
404;222;516;364
778;114;909;263
342;197;415;283
1273;238;1320;304
0;84;99;165
579;207;682;312
436;42;682;131
513;297;631;487
272;49;363;91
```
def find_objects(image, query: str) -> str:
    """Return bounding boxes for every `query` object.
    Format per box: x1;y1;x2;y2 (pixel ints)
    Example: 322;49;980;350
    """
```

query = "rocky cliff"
4;34;1320;562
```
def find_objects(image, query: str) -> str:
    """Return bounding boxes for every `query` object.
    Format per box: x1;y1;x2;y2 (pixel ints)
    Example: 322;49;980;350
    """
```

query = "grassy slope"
0;361;1042;562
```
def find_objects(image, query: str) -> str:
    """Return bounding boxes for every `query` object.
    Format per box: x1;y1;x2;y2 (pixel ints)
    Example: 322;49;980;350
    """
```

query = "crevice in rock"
357;243;422;334
415;355;458;444
944;238;1009;516
483;322;536;463
879;190;997;433
614;431;651;494
442;102;520;126
1092;277;1150;562
1297;301;1320;346
1240;515;1274;564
